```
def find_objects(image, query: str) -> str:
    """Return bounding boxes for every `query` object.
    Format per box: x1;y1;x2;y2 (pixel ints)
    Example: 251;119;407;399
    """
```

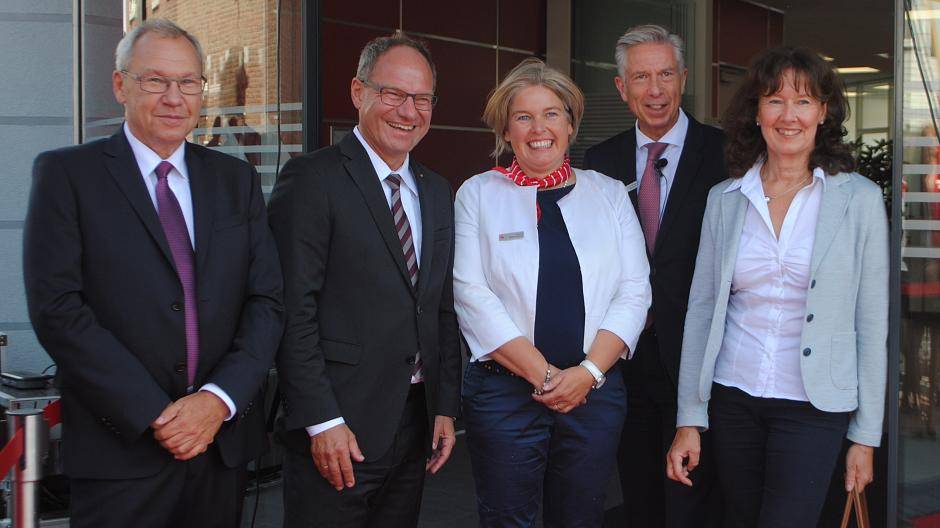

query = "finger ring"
322;464;329;469
554;403;561;410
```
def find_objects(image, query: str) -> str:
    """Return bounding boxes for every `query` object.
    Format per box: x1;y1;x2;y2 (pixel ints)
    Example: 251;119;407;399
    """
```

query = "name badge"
625;181;638;193
499;231;524;241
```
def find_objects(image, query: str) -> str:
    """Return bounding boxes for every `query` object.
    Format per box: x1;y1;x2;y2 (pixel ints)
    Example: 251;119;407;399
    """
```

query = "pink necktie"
155;161;199;387
638;142;668;253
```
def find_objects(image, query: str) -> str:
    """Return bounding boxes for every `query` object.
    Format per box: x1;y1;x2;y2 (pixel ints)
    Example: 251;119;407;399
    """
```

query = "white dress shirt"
454;168;651;363
124;123;236;420
634;108;689;219
306;127;425;437
713;162;827;402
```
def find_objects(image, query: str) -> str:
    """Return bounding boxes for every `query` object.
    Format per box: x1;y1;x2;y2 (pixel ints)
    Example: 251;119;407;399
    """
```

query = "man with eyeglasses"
23;19;283;528
268;32;460;528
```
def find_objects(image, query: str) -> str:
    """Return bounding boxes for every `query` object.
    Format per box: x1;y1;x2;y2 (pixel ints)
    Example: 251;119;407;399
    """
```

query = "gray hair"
115;18;204;73
356;31;437;89
614;24;685;77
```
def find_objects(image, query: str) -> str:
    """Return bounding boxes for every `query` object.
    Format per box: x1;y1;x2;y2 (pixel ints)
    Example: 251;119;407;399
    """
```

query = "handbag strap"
840;488;870;528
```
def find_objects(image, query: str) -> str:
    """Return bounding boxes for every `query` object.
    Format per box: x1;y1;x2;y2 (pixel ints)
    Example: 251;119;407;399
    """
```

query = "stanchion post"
6;409;46;528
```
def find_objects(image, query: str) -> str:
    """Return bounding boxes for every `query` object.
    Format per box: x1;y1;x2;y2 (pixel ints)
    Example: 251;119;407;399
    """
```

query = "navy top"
533;185;586;369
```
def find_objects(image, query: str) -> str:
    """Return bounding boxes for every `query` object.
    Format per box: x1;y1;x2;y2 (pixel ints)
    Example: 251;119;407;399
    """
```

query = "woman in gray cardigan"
666;47;888;527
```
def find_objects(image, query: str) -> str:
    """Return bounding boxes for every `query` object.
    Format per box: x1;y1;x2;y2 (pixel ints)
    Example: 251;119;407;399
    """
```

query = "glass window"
900;2;940;526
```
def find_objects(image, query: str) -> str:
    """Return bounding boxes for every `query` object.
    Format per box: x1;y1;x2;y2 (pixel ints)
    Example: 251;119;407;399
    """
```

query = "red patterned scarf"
493;156;572;222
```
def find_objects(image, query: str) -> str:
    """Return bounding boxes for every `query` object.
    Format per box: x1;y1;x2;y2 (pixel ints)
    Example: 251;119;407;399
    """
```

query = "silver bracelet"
532;365;552;395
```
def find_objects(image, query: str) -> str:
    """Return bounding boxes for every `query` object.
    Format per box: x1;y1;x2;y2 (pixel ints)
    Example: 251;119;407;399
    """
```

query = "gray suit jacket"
676;171;888;447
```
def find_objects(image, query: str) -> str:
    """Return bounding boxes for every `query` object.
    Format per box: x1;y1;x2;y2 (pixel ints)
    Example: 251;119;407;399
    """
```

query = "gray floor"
240;431;624;527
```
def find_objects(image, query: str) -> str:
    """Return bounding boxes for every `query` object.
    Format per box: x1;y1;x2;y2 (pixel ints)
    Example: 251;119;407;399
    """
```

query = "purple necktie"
638;142;668;252
155;161;199;387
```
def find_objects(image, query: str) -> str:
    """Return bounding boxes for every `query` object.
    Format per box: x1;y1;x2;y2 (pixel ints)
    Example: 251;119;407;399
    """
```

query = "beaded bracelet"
532;365;553;395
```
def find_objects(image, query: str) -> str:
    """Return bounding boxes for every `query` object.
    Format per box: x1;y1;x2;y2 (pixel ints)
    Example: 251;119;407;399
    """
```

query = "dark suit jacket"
583;113;727;388
268;133;461;461
23;128;284;479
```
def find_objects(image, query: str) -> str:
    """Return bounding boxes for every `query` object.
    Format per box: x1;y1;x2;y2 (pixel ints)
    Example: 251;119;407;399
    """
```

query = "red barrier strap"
44;400;61;428
0;429;24;477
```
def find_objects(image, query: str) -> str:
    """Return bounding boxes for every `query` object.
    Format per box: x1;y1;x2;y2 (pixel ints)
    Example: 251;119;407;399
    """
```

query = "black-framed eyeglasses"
121;70;207;95
359;79;438;110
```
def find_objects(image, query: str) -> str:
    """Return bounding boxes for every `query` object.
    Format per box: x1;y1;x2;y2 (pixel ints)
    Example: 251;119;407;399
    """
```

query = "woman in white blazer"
454;58;651;527
666;47;888;527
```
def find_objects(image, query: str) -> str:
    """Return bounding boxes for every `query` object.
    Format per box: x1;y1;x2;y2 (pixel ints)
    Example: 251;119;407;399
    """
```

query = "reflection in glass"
900;1;940;526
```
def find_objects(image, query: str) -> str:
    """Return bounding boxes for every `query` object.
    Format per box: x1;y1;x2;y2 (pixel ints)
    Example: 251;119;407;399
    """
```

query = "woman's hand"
845;443;875;493
666;426;701;487
532;366;593;413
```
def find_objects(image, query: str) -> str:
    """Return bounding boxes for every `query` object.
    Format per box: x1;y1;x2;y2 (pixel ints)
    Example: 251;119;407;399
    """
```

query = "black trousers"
618;330;722;528
709;383;850;528
70;446;241;528
282;383;429;528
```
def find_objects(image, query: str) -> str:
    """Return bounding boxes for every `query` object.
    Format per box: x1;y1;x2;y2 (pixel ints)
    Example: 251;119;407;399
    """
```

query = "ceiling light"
836;67;880;74
876;52;891;59
819;54;835;62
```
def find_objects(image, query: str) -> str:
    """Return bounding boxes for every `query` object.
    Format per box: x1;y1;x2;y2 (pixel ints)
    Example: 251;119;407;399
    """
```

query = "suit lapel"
340;135;416;297
103;129;176;271
654;116;703;256
810;173;851;275
720;187;748;283
620;129;639;213
413;160;435;298
186;144;214;278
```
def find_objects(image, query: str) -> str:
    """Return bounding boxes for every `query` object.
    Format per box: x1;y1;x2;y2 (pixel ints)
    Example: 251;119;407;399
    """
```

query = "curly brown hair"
722;46;856;178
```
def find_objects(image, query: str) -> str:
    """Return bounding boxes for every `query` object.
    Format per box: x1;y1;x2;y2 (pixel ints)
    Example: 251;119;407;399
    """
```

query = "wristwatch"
579;359;606;389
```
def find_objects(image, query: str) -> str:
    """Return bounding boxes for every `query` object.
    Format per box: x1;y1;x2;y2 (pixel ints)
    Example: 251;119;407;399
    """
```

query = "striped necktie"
384;173;423;383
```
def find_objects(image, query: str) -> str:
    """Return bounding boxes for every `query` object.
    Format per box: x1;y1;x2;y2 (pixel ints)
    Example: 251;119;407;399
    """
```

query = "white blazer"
454;167;652;362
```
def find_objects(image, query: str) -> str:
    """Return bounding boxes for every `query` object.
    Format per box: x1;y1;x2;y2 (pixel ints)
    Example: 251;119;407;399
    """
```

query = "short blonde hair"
482;58;584;160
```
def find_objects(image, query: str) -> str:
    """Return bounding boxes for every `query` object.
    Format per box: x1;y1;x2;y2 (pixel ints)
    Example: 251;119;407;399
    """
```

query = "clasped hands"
150;391;229;461
310;415;456;491
531;363;593;414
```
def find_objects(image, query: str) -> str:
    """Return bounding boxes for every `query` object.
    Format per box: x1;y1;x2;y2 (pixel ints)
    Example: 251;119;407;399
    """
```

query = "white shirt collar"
124;122;188;180
636;108;689;150
352;126;417;196
725;160;828;194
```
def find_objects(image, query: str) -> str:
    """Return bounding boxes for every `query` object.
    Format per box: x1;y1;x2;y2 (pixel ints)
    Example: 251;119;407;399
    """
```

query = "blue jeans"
462;362;627;528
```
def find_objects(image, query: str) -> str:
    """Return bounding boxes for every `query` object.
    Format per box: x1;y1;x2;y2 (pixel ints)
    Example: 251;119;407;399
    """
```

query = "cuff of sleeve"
847;425;882;448
676;406;709;431
306;417;345;437
199;384;236;421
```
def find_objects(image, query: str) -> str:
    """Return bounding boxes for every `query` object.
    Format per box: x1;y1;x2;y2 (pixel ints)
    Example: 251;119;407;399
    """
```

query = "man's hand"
151;391;229;460
666;426;701;487
311;424;365;491
532;366;592;413
426;415;456;474
845;443;875;493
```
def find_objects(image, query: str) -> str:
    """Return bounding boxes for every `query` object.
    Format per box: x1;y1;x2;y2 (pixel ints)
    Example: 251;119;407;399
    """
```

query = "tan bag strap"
840;488;870;528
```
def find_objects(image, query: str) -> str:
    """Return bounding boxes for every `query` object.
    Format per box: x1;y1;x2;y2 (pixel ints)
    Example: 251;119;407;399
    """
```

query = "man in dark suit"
23;19;283;528
268;32;461;528
583;24;726;528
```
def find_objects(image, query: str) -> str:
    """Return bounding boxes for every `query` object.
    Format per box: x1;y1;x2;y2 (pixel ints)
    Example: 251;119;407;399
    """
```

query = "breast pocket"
829;332;858;390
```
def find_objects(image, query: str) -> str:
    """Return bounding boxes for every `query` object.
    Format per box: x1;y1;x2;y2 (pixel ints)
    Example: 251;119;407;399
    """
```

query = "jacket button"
405;355;416;365
171;303;182;311
174;362;186;373
802;348;812;357
810;279;816;289
416;306;424;315
806;314;814;322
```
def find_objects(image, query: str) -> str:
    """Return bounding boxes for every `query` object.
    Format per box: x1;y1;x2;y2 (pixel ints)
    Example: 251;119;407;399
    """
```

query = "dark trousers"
619;330;721;528
70;446;241;528
282;383;429;528
709;383;850;528
462;362;626;528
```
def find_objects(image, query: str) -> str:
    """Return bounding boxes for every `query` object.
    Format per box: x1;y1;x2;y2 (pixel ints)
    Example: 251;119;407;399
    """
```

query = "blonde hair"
482;58;584;160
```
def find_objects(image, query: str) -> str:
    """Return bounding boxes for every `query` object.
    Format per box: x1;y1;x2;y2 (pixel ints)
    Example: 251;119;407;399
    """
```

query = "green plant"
850;137;893;210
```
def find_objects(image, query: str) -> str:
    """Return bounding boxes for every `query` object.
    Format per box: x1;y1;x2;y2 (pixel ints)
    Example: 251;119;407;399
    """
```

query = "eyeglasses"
359;79;438;111
121;70;207;95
